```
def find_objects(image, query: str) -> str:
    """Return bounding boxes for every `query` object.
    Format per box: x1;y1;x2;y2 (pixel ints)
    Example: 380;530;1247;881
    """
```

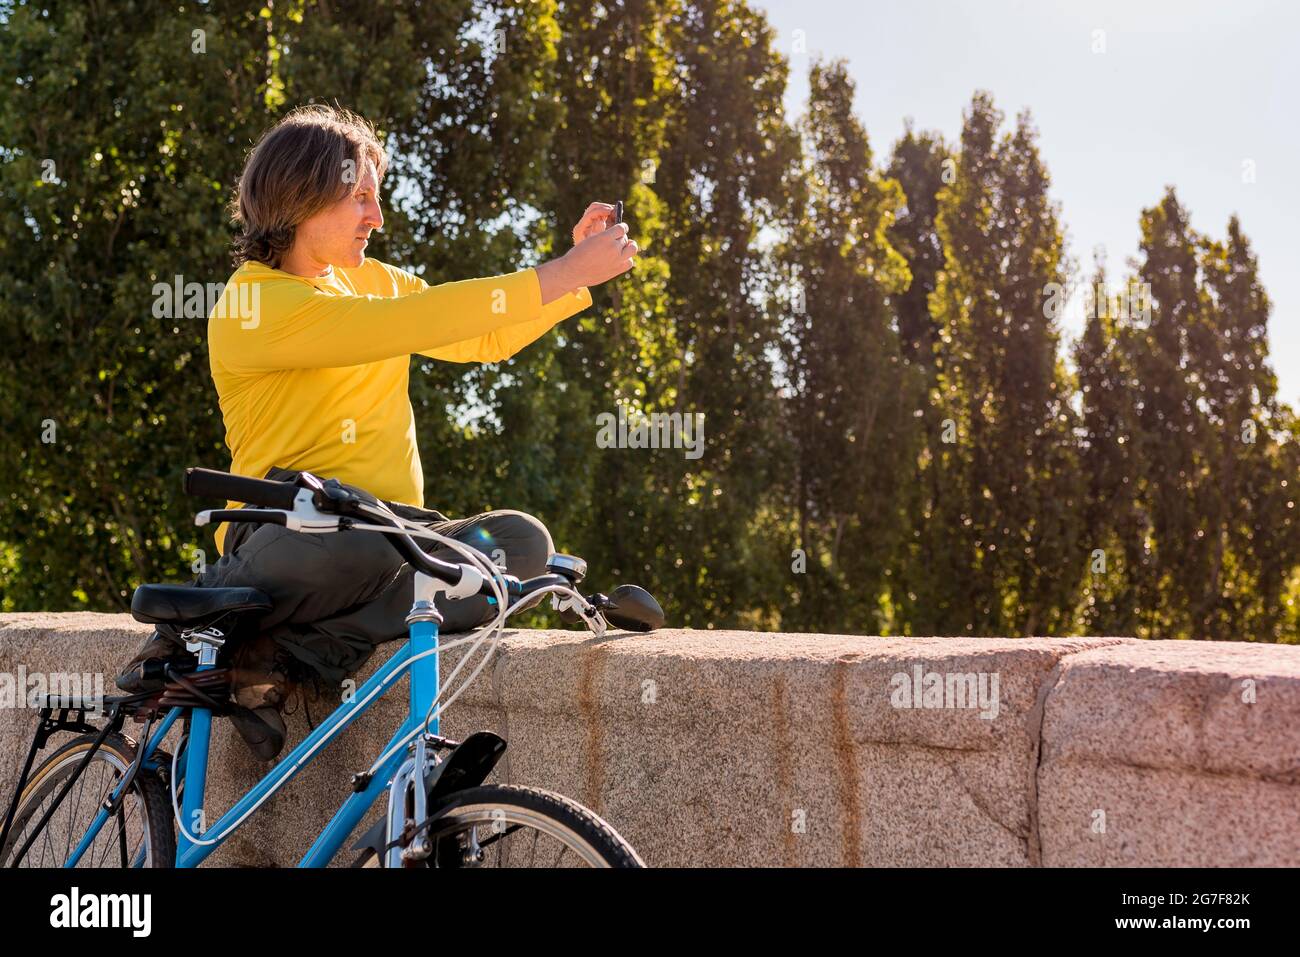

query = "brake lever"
580;605;607;640
548;591;606;638
570;594;607;638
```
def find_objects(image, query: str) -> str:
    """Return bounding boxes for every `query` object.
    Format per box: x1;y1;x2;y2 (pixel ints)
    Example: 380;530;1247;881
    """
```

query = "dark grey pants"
194;468;554;685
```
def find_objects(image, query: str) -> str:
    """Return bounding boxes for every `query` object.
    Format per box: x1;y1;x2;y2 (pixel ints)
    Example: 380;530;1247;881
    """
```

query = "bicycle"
0;467;664;868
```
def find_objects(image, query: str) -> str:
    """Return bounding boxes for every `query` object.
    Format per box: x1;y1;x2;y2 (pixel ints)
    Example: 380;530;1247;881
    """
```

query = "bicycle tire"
0;732;176;868
365;784;645;868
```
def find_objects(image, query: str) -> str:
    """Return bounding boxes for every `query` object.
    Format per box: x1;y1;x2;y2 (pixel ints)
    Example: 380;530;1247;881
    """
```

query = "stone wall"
1;614;1296;866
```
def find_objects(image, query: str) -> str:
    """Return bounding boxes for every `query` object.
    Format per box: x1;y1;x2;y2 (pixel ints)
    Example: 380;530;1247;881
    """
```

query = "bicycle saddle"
130;584;273;627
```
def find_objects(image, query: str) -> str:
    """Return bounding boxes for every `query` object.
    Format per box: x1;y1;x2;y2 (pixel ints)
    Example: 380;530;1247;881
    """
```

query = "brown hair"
229;104;388;269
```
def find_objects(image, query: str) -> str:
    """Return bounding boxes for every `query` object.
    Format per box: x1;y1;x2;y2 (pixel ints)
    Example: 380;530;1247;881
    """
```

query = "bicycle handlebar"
381;523;524;603
190;475;524;602
202;508;289;527
185;468;300;510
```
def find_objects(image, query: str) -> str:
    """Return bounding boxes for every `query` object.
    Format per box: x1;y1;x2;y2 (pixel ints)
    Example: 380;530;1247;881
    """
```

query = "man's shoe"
228;633;293;711
228;705;287;761
115;630;196;694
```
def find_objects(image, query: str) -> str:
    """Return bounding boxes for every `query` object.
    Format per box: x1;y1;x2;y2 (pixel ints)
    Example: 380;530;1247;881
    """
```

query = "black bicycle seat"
130;584;273;627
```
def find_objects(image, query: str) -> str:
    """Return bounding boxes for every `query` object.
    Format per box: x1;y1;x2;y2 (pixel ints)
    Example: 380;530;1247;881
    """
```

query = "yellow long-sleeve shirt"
207;257;591;552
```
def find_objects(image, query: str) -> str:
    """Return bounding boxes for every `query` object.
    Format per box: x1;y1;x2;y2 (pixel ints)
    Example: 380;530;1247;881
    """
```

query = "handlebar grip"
483;575;523;600
185;468;300;510
201;509;289;527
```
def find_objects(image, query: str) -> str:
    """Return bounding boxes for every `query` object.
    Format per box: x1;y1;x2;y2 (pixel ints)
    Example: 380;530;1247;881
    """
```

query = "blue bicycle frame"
65;577;451;868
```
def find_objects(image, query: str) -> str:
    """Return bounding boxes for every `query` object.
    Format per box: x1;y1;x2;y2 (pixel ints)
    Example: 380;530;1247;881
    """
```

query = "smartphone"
615;200;624;225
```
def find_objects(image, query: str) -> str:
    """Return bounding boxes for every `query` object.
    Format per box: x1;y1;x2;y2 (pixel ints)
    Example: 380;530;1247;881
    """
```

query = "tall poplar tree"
885;122;949;370
896;93;1084;637
1074;258;1146;635
776;60;923;632
1105;190;1300;640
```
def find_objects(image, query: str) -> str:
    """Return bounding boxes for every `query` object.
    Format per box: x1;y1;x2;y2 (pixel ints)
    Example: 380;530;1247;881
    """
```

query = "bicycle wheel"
378;784;645;868
0;733;176;868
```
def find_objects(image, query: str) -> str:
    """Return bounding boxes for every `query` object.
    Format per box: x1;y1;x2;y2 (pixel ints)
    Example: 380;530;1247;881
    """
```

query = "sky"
754;0;1300;410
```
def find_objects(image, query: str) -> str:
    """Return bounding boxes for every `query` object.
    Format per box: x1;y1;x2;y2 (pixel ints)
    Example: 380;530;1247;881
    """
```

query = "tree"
775;59;923;632
1092;189;1300;640
1074;257;1145;635
885;121;949;369
895;93;1085;637
645;0;801;626
0;0;564;608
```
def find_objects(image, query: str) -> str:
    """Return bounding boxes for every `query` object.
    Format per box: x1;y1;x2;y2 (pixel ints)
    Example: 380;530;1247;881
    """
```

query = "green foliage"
1;1;1295;640
775;60;924;633
885;121;949;368
892;93;1086;637
1076;190;1300;640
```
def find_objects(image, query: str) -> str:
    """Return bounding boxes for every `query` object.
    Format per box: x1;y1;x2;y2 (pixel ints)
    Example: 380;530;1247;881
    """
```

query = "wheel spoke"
6;739;167;871
41;808;58;867
94;793;140;868
112;792;135;868
9;804;38;867
9;816;34;867
65;757;92;861
17;799;52;868
62;766;82;861
69;759;108;864
83;763;121;865
82;765;124;868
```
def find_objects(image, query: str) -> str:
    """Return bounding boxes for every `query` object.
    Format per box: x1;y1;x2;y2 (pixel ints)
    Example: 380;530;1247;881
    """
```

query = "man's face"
292;156;384;272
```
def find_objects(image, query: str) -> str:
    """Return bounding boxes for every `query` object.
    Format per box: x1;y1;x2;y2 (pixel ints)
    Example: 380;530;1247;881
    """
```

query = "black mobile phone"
614;200;623;227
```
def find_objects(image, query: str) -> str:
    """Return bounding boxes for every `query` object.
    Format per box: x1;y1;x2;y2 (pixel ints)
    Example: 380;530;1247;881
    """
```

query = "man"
115;105;638;758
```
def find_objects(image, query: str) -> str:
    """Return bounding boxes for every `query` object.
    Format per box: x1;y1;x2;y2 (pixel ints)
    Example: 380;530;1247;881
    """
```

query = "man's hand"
537;208;639;305
572;202;618;245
